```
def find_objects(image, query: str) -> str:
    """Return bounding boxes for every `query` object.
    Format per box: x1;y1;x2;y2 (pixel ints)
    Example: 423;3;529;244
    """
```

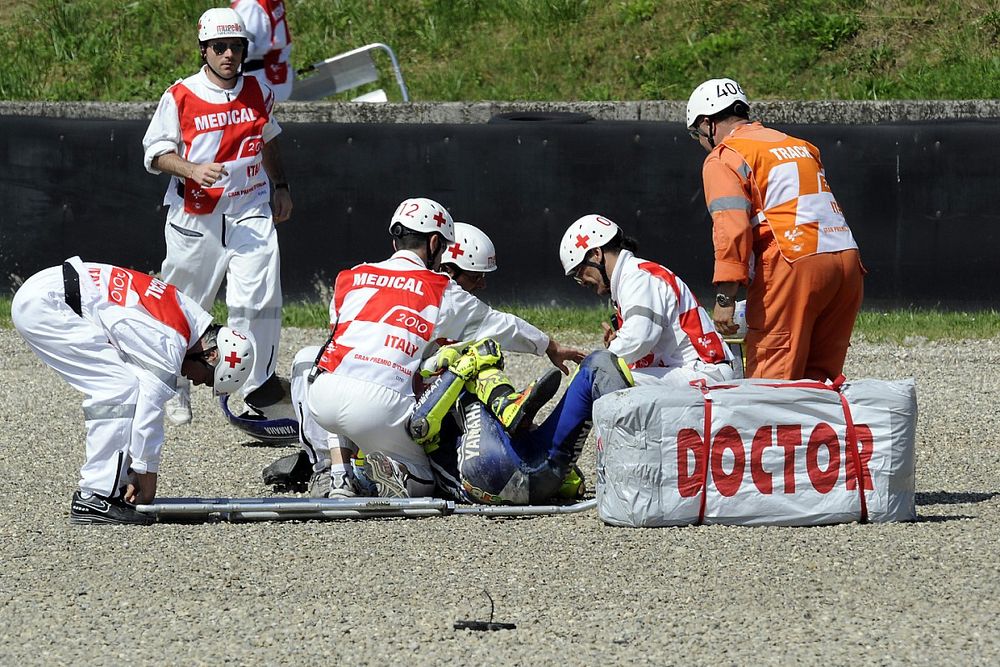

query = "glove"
450;338;503;381
421;342;467;379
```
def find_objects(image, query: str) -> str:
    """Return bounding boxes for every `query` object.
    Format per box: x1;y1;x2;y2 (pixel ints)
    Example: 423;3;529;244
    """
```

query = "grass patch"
854;308;1000;343
2;297;998;344
3;0;999;101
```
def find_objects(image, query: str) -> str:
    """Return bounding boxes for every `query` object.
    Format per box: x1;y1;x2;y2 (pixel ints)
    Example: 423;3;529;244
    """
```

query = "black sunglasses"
210;41;245;55
186;345;217;368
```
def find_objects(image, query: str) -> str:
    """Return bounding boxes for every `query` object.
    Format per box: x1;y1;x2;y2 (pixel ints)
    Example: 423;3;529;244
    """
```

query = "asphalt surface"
1;327;997;666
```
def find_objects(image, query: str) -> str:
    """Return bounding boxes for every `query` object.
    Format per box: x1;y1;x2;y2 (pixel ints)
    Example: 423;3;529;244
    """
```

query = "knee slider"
615;355;635;387
407;369;468;452
582;350;634;400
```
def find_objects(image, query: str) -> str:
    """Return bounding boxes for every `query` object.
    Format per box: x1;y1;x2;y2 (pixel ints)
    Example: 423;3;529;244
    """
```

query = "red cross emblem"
575;234;590;249
447;243;465;259
224;351;242;368
433;211;447;227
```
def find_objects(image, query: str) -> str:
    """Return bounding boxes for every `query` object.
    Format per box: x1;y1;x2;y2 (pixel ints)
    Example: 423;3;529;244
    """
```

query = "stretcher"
136;496;596;522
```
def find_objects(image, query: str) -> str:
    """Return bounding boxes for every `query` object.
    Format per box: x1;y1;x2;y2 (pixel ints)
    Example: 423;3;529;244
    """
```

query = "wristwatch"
715;293;734;308
274;182;290;192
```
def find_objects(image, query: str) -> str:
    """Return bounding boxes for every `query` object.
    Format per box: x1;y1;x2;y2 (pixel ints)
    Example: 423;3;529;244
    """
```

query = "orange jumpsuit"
701;122;864;381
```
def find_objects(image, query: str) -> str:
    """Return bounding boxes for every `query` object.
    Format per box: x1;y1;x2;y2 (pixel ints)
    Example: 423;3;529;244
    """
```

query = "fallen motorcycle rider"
370;339;635;503
259;340;634;504
255;336;634;503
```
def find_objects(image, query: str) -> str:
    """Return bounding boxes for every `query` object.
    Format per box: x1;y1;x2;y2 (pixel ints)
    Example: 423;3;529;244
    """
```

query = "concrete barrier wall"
2;100;998;306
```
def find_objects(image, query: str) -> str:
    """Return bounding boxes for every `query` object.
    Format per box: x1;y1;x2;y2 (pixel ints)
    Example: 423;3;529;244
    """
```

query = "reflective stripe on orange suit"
701;122;865;381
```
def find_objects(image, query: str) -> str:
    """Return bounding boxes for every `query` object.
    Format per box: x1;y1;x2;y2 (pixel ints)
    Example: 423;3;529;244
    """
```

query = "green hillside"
2;0;998;102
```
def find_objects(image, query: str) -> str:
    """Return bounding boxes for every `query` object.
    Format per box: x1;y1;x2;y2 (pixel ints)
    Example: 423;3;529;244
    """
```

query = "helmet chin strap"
706;119;718;149
581;251;611;290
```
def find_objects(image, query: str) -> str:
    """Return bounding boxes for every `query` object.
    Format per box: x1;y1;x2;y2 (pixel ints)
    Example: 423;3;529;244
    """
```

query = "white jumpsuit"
289;345;333;473
142;68;282;395
307;250;550;484
608;249;736;386
11;258;213;497
232;0;294;102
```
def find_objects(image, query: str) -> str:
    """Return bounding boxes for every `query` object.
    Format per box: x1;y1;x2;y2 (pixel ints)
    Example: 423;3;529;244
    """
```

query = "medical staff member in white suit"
307;199;584;498
282;222;503;498
232;0;294;102
142;7;293;426
11;257;254;526
559;214;735;386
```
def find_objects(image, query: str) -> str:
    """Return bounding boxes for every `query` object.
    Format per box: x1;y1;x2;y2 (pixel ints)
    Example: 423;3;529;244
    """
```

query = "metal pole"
453;499;597;516
137;497;453;518
137;497;597;522
372;42;410;102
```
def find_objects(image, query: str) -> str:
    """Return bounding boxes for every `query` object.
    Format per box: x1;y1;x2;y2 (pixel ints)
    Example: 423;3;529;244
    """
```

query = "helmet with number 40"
686;78;749;130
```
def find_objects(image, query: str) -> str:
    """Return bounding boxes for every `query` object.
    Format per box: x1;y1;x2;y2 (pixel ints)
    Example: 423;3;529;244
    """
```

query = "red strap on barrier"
837;390;869;523
694;381;713;525
696;374;867;524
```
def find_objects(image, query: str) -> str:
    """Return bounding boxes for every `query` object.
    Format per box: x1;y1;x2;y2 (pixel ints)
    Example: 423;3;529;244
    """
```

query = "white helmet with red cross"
197;7;250;42
443;222;498;273
213;327;255;396
686;78;749;130
559;214;620;275
389;197;455;242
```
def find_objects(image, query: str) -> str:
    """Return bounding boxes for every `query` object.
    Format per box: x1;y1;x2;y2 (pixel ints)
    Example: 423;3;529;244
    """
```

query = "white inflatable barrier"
137;497;596;522
594;377;916;527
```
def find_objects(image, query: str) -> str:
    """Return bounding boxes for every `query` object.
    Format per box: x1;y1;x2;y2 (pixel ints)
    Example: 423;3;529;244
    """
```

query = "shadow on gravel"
914;514;975;523
238;440;299;450
916;491;998;506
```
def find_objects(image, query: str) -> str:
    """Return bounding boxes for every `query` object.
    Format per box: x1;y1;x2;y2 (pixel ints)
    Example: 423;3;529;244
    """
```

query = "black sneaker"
261;450;312;492
69;491;154;526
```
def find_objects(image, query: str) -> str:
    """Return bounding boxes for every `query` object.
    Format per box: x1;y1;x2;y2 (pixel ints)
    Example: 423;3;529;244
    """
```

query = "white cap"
686;78;748;129
558;214;620;275
443;223;498;273
734;299;748;338
198;7;250;42
213;327;254;396
389;198;455;242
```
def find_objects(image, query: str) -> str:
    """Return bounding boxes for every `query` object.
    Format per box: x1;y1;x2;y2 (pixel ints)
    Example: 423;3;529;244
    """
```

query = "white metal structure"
289;43;410;102
137;497;596;521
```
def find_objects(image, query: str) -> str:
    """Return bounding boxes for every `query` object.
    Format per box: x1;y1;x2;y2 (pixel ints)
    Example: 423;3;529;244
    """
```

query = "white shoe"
328;470;361;498
362;451;410;498
165;384;192;426
308;468;333;498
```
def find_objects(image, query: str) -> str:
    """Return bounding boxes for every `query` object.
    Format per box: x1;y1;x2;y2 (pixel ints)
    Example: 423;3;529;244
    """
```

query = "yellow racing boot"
473;367;562;434
556;465;586;499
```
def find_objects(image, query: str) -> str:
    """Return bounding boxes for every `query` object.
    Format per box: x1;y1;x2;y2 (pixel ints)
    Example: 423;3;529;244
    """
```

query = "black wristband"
274;182;290;191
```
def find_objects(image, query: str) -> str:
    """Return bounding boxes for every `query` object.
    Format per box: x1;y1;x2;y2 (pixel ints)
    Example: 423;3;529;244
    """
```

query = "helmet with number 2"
389;198;455;242
214;327;255;396
559;214;620;275
686;78;749;130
